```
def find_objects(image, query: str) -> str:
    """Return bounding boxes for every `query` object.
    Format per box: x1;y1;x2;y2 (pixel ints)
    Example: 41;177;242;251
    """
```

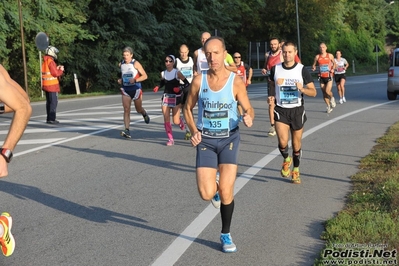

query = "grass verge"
314;122;399;265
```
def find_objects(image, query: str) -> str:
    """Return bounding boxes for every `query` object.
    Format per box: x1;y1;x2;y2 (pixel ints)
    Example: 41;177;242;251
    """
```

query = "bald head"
179;44;189;60
201;32;211;47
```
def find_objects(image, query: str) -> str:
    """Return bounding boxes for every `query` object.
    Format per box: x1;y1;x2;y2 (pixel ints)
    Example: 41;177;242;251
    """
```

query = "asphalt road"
0;73;398;266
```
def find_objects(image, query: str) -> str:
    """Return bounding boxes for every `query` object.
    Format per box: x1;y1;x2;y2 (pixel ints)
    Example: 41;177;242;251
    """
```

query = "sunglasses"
234;56;241;58
165;60;173;63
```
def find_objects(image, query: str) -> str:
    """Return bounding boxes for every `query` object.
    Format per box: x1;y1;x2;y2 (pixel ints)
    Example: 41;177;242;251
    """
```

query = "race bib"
162;94;177;107
202;110;230;138
279;86;299;105
122;73;133;86
180;67;193;79
320;65;329;73
199;60;209;71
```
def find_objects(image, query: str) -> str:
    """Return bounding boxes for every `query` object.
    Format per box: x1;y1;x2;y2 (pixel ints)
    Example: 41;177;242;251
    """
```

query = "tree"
0;0;396;97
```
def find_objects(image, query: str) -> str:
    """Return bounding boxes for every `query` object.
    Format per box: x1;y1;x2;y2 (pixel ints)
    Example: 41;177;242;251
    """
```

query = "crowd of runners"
0;31;350;256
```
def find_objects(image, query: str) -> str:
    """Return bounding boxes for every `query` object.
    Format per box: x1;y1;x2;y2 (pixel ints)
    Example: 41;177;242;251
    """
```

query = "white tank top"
176;57;194;83
334;58;348;74
197;48;209;73
274;63;304;108
121;59;141;89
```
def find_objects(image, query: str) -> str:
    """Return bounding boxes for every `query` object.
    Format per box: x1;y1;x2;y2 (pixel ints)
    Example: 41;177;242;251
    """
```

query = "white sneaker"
339;98;343;104
211;172;221;208
326;106;333;114
268;125;276;136
343;97;346;103
330;97;336;108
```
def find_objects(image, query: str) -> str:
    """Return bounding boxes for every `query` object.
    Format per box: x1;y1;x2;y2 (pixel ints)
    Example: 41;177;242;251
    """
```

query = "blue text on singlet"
197;72;239;138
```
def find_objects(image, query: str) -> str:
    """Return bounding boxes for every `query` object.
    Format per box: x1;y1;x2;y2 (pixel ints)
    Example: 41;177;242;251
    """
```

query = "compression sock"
293;149;302;168
221;200;235;234
279;145;289;159
164;122;173;140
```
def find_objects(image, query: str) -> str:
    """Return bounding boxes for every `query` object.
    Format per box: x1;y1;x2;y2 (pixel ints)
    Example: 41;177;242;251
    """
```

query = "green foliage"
1;0;399;96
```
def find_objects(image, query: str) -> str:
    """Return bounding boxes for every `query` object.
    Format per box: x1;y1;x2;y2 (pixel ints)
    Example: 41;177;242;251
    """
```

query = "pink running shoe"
179;118;185;130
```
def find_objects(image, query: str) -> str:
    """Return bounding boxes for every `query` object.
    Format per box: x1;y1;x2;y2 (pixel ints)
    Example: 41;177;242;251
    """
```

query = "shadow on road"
0;180;220;250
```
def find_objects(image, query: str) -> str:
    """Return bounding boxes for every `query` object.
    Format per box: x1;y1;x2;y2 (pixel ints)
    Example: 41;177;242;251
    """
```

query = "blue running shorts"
196;128;240;169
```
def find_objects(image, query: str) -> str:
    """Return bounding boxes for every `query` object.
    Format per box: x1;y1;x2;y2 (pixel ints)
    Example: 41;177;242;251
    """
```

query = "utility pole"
18;0;29;96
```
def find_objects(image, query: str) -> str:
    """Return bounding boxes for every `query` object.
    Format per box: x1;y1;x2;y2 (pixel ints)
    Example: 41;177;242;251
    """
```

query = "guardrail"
252;66;319;78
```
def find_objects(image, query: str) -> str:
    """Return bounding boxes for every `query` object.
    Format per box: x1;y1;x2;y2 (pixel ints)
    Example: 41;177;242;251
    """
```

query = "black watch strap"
0;148;13;163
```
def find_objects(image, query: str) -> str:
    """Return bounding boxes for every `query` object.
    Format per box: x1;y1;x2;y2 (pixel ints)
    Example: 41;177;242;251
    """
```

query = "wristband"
0;148;12;163
0;103;4;114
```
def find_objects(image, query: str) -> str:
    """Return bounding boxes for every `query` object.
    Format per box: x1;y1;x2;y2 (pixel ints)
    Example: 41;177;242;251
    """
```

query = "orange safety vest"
42;58;59;87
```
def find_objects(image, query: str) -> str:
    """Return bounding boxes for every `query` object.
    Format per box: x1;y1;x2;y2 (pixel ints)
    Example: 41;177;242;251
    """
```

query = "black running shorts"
319;77;332;85
274;105;307;131
334;73;346;83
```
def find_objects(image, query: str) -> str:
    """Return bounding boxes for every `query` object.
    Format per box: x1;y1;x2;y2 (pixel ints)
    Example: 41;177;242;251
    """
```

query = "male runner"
184;36;254;253
175;44;194;139
0;65;32;256
233;52;253;86
193;32;211;76
312;43;337;113
262;37;300;136
269;42;316;184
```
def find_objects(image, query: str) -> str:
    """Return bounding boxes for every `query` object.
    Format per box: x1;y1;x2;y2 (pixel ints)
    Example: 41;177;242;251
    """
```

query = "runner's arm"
312;55;318;71
134;61;148;82
0;65;30;105
177;71;190;90
261;53;269;74
297;68;317;97
247;64;253;84
0;70;32;151
344;59;349;70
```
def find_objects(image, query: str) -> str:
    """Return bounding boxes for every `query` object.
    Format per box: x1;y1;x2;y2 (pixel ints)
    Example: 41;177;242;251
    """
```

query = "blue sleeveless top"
196;72;239;138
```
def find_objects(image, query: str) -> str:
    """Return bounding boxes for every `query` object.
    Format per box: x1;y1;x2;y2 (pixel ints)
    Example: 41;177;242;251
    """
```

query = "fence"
252;66;319;78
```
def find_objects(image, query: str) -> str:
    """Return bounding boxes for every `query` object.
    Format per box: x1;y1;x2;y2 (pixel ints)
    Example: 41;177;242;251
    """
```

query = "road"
0;73;398;266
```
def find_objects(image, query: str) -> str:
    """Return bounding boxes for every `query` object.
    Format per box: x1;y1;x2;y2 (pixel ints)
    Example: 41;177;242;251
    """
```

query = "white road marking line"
13;115;165;158
0;127;112;134
0;138;65;145
150;101;394;266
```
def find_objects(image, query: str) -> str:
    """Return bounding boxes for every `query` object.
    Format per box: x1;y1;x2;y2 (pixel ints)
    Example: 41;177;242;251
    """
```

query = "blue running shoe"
220;233;237;253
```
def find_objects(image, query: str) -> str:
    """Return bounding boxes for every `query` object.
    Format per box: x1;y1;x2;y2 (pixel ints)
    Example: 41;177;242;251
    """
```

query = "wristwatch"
0;103;4;114
0;148;13;163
